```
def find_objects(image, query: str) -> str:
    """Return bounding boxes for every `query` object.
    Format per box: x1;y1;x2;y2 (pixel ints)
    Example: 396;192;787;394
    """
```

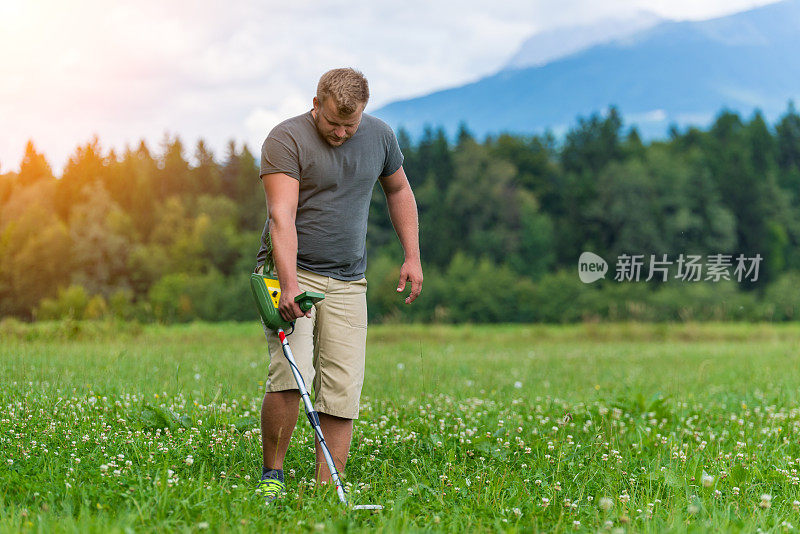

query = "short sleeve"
381;127;404;177
260;130;300;181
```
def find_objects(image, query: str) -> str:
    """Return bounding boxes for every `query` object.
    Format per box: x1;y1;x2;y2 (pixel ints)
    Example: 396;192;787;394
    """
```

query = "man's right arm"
262;172;310;321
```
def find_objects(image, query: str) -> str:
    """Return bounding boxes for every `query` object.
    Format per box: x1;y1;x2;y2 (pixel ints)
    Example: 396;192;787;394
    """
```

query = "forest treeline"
2;105;800;323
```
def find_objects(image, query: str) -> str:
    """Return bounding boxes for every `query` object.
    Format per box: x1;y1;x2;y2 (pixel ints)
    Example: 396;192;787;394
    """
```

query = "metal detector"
251;272;383;511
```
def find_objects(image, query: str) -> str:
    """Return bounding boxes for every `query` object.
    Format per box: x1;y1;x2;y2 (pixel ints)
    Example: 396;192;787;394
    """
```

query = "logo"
578;252;608;283
576;253;762;283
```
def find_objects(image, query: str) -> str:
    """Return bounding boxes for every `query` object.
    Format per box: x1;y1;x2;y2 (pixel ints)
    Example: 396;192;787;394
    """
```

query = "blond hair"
316;68;369;115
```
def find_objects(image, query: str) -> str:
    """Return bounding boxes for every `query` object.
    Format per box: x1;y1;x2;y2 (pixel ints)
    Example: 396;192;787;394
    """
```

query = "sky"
0;0;782;174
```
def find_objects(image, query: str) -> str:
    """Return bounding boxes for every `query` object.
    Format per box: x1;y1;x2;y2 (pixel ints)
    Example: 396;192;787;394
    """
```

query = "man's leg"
259;270;325;473
261;390;301;470
314;413;353;482
255;268;329;504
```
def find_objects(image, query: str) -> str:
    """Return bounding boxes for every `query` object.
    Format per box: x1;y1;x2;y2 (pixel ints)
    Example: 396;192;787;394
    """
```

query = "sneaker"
256;469;285;504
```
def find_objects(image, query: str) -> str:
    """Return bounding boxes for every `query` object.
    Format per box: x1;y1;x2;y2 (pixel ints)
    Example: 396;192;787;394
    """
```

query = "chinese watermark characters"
578;252;762;284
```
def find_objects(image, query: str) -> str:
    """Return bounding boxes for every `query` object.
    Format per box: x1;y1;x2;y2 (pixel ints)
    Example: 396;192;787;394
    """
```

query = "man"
254;68;422;503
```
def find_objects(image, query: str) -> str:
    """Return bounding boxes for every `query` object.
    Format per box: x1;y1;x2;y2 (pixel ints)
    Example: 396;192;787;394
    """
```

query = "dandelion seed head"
599;497;613;511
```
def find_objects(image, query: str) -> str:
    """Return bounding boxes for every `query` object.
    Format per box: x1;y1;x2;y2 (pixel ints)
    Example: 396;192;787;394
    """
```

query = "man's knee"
318;411;352;423
263;389;301;405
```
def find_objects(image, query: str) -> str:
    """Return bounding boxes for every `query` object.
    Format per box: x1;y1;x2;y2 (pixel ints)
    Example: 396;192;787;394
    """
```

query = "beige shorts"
257;266;368;419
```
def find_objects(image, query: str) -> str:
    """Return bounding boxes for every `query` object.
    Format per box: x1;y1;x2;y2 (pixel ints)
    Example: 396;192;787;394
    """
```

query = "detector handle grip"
295;291;324;313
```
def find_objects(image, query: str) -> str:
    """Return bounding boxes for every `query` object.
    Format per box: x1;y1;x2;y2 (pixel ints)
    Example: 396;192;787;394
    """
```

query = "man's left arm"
379;165;423;304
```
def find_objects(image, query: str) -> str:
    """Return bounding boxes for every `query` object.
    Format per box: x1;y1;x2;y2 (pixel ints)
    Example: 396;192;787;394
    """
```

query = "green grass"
2;320;800;532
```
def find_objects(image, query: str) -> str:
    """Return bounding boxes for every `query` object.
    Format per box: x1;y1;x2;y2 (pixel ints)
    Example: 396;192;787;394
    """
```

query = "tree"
703;110;788;287
775;102;800;210
665;149;736;255
561;106;624;174
117;140;159;239
489;133;557;196
0;204;72;317
68;183;133;297
157;134;192;199
56;137;108;221
192;139;222;196
220;141;263;230
17;140;54;188
588;158;665;260
776;102;800;170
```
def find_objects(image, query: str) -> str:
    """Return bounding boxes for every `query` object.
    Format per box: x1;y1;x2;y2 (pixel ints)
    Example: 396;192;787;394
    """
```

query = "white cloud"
629;109;668;123
244;94;310;151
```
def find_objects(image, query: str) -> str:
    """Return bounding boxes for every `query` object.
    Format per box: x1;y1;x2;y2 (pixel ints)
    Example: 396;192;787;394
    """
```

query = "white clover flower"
759;494;772;509
100;464;109;473
619;493;630;504
185;456;194;466
514;381;523;389
687;503;700;515
599;497;613;511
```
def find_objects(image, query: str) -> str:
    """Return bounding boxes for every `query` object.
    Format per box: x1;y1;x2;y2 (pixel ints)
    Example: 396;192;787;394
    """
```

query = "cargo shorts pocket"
345;278;368;328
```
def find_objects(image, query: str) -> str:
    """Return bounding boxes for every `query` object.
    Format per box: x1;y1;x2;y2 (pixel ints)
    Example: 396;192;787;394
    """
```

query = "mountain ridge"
374;0;800;139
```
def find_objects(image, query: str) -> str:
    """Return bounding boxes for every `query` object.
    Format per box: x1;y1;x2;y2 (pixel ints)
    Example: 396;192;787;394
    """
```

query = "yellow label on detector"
264;278;281;308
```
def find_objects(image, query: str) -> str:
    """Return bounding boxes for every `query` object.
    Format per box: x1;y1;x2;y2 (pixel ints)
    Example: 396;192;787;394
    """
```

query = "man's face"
312;96;364;147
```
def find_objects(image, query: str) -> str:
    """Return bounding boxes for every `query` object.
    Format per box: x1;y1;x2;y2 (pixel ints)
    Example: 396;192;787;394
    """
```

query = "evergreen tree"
17;140;54;188
157;134;192;199
193;139;222;196
56;137;107;221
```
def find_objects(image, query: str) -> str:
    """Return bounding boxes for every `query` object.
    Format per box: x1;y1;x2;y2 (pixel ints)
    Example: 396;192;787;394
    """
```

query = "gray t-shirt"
256;110;404;280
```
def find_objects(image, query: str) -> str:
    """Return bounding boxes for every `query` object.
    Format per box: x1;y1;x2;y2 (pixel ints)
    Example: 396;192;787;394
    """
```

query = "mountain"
504;10;664;71
373;0;800;140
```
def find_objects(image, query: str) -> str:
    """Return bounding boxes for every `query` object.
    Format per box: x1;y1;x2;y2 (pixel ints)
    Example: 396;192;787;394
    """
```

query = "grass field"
2;320;800;532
